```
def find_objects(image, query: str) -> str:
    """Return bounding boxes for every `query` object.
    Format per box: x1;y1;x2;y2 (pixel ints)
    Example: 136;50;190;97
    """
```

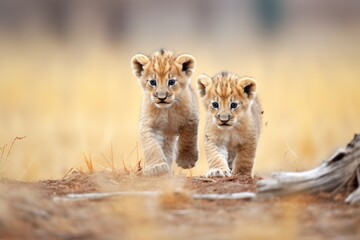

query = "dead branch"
257;134;360;204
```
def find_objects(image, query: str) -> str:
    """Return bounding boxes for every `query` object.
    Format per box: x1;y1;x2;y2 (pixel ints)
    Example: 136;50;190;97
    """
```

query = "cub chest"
153;109;185;135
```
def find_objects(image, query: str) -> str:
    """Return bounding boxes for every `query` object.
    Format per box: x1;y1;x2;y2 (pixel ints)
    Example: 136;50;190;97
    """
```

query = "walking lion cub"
197;71;262;178
131;49;199;176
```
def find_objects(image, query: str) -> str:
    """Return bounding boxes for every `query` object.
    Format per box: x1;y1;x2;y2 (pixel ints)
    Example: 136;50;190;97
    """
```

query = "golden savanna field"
2;39;358;180
0;1;360;239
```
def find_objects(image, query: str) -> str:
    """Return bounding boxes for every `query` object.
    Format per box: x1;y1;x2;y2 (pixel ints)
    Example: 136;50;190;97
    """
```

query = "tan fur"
131;49;199;176
197;71;262;177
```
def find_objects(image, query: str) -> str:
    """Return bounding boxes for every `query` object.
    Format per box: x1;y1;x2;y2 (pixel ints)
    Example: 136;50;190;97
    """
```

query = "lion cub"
131;49;199;176
197;71;262;178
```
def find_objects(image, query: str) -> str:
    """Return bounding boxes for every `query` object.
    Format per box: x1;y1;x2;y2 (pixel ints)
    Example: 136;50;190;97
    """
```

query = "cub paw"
176;150;198;169
143;162;170;177
231;169;253;178
205;168;231;178
231;165;254;177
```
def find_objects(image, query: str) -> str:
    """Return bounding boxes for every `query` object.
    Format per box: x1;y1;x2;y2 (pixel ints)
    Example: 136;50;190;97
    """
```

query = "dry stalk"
82;153;94;173
62;167;74;179
122;155;130;174
0;144;7;164
6;136;26;160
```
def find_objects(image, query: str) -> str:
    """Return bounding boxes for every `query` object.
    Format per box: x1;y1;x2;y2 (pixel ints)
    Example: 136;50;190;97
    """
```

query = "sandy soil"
0;171;359;240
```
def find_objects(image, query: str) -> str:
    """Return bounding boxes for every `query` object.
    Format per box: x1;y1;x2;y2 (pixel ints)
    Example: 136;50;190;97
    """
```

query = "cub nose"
158;96;167;101
156;92;168;101
218;114;230;123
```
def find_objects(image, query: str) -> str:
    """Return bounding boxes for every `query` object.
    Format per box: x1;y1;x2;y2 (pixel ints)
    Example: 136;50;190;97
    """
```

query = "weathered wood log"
257;134;360;203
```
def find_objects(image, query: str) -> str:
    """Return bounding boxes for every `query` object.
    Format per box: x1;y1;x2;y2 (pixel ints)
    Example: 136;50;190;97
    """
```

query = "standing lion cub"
131;49;199;176
197;71;262;178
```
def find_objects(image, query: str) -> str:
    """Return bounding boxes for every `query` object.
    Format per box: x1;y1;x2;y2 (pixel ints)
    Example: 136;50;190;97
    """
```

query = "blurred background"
0;0;359;180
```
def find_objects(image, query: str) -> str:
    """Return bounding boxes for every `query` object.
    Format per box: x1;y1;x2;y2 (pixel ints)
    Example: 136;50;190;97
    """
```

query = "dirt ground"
0;171;359;240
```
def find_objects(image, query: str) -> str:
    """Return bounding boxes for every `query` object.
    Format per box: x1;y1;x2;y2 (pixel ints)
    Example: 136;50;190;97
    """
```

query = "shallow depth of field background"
0;0;359;180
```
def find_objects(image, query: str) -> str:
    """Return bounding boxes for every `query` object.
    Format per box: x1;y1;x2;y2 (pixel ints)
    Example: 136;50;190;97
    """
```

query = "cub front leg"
204;139;231;178
231;140;257;177
140;128;169;176
163;136;177;170
176;119;199;169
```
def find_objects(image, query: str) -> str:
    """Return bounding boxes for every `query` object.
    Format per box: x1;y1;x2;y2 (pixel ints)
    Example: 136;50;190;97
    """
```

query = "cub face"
131;49;195;109
197;72;257;128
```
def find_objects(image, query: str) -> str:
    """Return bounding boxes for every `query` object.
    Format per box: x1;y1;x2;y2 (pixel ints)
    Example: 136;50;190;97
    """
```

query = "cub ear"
197;74;212;97
131;54;150;78
238;77;257;100
175;54;196;77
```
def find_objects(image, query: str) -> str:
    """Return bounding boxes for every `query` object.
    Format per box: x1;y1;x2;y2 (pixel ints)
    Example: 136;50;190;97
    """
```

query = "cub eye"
230;102;238;109
149;79;157;86
211;102;219;109
168;79;176;86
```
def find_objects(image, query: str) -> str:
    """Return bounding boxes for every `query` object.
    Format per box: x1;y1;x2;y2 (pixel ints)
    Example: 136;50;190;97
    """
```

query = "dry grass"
0;136;28;178
82;154;94;173
0;136;26;164
73;142;143;178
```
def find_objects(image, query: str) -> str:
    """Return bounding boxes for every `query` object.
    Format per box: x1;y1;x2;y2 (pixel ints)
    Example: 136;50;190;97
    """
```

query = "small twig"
192;177;216;183
192;192;256;200
193;176;239;183
53;191;256;202
54;191;160;202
